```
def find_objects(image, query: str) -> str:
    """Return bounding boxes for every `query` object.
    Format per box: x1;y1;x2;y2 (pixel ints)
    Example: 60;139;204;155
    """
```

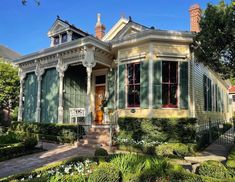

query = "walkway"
184;128;234;171
0;142;95;178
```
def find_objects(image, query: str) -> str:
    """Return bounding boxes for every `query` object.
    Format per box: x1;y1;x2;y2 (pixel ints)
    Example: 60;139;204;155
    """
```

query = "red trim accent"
127;63;140;107
162;61;178;108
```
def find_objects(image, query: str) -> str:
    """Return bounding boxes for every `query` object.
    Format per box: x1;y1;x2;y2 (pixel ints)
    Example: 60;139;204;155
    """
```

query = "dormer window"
54;36;59;45
62;33;67;43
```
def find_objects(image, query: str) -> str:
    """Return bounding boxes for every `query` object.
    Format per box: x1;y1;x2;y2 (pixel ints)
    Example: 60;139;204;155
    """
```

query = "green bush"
197;160;231;179
0;132;20;144
117;118;197;145
94;147;108;157
88;162;121;182
0;143;25;159
9;122;85;143
226;145;235;168
155;143;193;158
23;136;38;149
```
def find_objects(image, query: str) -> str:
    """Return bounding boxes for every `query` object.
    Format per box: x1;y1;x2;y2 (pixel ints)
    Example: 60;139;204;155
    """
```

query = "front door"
95;85;105;124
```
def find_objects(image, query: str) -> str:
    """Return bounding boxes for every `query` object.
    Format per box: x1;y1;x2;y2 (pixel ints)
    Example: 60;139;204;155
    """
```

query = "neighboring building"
229;86;235;117
15;5;232;125
0;45;21;62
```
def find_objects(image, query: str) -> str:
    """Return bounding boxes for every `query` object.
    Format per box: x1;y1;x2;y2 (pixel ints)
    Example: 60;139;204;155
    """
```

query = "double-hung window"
162;61;178;108
127;63;140;107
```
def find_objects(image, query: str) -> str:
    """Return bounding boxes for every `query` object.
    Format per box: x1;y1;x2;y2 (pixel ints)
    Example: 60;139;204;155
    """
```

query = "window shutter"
140;61;149;109
107;69;115;109
118;64;125;109
208;79;212;111
153;61;162;108
180;62;189;109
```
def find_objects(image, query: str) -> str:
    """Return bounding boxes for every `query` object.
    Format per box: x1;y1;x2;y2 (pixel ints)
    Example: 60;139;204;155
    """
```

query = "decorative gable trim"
48;19;70;37
102;17;129;41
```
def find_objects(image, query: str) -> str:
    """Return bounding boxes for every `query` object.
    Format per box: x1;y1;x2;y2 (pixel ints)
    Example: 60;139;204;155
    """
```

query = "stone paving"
0;142;95;178
184;128;234;172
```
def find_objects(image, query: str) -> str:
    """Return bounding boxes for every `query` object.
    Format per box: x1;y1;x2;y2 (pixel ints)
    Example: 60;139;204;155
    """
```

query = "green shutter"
23;73;37;122
118;64;125;109
208;79;212;111
63;65;87;122
140;61;149;109
203;75;207;111
107;69;116;109
41;68;59;123
180;62;189;109
153;61;162;108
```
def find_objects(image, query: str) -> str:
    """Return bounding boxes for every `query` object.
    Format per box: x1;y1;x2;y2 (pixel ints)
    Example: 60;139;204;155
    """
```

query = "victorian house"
15;4;232;126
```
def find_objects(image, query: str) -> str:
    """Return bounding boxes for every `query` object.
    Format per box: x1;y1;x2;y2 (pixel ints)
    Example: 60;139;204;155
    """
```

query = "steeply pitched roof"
48;16;89;37
229;86;235;94
0;45;21;61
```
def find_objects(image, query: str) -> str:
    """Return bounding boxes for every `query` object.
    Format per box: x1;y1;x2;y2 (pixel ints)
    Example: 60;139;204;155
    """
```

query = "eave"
14;36;111;64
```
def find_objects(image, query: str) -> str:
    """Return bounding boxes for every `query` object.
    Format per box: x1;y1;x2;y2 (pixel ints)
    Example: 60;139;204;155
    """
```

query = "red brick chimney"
95;13;105;40
189;4;201;32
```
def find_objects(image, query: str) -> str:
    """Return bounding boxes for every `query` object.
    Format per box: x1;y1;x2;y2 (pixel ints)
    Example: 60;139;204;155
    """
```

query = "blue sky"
0;0;230;55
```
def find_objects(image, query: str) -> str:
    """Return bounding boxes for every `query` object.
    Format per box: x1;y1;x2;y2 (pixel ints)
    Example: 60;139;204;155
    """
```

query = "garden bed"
1;152;233;182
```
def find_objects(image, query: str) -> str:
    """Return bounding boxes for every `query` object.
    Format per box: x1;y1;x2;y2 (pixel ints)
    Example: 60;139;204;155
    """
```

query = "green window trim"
180;62;189;109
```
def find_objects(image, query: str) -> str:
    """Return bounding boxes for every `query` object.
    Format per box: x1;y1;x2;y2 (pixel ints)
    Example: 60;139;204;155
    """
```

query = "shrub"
0;143;25;159
94;148;108;157
226;145;235;168
197;160;230;179
117;118;197;146
88;162;121;182
155;143;192;158
9;122;85;143
0;132;20;144
23;136;38;149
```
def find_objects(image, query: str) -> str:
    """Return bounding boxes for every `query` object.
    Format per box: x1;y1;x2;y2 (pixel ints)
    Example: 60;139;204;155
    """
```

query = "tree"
194;0;235;79
0;59;19;117
21;0;40;6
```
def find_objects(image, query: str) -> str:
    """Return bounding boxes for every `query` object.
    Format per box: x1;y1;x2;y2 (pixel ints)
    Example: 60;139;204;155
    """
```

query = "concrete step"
85;134;110;140
89;128;110;133
80;138;109;145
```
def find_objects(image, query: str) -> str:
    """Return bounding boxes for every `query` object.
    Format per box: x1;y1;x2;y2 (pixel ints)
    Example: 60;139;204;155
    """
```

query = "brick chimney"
189;4;201;32
95;13;105;40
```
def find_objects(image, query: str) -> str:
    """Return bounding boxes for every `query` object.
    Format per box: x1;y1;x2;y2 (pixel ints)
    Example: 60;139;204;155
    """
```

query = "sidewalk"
0;143;95;178
184;128;234;171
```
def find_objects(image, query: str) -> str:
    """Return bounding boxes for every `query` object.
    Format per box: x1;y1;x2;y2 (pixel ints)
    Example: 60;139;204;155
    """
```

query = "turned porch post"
18;70;26;122
35;62;44;123
56;55;67;123
83;46;96;125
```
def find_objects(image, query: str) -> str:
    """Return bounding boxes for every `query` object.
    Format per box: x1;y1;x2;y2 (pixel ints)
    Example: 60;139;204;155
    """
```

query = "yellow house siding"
193;62;230;123
118;109;189;118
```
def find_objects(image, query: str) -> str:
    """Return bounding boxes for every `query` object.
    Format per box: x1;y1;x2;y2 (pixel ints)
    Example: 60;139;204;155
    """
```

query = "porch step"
78;127;112;148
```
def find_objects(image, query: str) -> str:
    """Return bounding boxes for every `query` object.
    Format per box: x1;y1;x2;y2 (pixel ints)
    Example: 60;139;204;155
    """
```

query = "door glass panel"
96;75;106;84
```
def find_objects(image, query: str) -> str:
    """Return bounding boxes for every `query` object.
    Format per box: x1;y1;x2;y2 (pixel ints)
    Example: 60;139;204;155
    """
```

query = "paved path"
0;143;95;178
184;128;234;172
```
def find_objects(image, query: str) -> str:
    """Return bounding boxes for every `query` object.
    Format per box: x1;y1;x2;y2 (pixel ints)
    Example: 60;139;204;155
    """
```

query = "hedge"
117;117;197;144
226;145;235;169
9;122;85;143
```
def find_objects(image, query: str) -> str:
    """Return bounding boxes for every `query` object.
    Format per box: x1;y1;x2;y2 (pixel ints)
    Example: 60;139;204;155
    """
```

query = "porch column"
18;71;26;122
82;46;96;125
56;55;67;123
35;62;44;123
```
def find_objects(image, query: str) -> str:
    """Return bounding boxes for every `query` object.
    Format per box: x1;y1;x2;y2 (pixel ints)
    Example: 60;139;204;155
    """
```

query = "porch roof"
14;36;111;64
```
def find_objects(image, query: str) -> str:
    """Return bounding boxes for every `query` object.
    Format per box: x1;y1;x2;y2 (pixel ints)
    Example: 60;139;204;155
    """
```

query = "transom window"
162;61;178;108
127;63;140;107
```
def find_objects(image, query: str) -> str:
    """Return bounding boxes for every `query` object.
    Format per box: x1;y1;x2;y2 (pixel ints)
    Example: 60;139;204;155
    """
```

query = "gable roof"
47;16;89;37
0;45;21;61
229;86;235;94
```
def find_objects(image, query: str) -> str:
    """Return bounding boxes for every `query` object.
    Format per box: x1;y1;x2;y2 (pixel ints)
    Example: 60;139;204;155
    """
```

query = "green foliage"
10;106;18;122
117;117;197;144
226;145;235;168
88;162;121;182
0;60;19;110
110;154;169;181
0;132;20;144
23;136;38;149
195;1;235;78
155;143;194;158
0;143;25;159
94;147;108;157
197;160;231;179
49;174;87;182
9;122;85;143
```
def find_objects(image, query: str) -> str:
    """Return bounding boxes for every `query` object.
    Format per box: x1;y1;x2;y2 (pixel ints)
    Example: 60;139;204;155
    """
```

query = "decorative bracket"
56;54;68;77
82;46;96;69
